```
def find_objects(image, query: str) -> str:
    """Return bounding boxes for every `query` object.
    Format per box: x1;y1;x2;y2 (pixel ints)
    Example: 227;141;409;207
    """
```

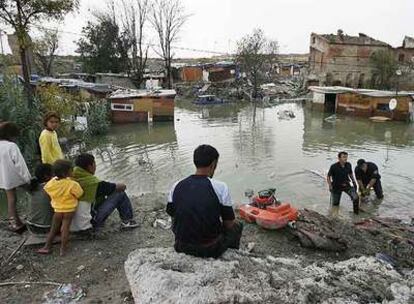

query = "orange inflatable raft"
239;203;298;230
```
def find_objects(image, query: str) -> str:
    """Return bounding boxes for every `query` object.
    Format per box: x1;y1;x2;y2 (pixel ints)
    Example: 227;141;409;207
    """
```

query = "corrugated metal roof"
109;89;176;99
309;86;354;94
309;86;414;98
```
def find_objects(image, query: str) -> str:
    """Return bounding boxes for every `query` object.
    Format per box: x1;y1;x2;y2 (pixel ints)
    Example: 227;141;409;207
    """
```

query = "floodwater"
88;99;414;221
1;100;413;221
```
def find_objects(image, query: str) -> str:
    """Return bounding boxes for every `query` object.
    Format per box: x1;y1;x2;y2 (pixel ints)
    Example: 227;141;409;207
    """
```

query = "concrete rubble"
125;247;414;304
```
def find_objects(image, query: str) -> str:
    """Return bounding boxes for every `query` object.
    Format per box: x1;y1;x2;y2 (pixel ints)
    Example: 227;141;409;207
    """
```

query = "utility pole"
0;29;4;55
395;69;402;96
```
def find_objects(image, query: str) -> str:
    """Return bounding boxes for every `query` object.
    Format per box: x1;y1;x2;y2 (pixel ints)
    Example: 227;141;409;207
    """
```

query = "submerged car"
193;95;225;105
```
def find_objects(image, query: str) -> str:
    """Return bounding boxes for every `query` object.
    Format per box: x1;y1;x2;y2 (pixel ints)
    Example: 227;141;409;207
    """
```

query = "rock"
153;218;172;230
76;265;85;273
124;247;414;304
43;284;85;304
247;242;255;253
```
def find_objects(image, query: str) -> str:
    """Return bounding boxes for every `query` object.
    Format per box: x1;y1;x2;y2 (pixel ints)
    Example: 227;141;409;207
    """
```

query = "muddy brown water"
87;99;414;221
1;99;414;221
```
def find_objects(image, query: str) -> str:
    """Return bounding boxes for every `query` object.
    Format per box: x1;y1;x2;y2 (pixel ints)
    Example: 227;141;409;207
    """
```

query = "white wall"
313;92;325;104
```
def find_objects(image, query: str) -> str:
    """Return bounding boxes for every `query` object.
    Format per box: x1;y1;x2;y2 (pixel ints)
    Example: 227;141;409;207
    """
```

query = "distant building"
95;73;136;89
180;66;203;82
276;63;303;77
308;30;392;88
175;62;238;83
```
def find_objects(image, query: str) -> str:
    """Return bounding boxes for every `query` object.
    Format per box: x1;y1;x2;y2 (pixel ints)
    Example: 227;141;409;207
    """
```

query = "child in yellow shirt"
39;111;64;165
38;160;83;256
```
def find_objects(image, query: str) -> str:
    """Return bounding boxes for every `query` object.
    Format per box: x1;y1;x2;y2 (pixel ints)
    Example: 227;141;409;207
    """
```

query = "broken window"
111;103;134;111
358;74;365;88
345;73;353;87
377;103;390;112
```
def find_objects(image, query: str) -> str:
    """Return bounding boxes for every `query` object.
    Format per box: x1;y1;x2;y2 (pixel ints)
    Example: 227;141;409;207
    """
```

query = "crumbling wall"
308;33;392;88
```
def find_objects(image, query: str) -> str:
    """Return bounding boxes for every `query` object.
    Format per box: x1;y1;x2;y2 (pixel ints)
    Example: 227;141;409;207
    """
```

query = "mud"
1;194;413;303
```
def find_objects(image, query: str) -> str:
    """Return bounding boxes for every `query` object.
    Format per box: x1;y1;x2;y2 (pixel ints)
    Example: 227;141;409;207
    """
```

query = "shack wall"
181;67;203;82
110;96;174;123
336;93;411;121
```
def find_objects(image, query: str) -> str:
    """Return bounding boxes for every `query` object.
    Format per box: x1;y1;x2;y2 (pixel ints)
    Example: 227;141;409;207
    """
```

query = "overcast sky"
1;0;413;58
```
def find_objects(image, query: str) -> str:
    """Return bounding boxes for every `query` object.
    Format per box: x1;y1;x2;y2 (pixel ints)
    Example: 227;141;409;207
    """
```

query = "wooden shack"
109;89;176;123
180;66;203;82
309;86;414;122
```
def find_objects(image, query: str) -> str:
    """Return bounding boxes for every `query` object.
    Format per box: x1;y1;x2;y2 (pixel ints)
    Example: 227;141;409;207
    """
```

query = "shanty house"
309;86;414;121
180;66;203;82
108;89;176;123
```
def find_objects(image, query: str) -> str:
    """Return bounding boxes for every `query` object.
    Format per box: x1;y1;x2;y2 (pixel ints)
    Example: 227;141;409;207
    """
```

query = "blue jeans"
91;192;134;228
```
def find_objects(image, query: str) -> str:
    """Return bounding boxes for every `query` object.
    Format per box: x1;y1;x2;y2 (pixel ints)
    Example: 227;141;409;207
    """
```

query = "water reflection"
86;101;414;221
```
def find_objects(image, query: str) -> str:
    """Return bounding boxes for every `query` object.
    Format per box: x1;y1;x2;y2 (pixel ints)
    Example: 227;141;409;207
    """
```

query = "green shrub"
37;84;80;137
85;100;110;136
0;76;42;169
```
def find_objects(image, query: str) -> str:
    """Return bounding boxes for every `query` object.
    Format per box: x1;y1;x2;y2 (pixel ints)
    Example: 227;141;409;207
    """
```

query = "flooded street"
90;100;414;221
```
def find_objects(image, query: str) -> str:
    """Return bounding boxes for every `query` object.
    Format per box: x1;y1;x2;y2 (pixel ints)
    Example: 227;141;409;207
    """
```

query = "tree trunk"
252;99;257;125
165;59;172;89
19;47;34;106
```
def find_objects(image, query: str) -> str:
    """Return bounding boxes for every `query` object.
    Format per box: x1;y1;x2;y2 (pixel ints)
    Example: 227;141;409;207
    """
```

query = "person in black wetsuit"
327;151;360;214
355;159;384;200
166;144;243;258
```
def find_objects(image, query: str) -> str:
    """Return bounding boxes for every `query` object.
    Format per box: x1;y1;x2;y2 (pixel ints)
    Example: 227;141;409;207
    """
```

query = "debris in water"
324;114;337;123
277;109;296;120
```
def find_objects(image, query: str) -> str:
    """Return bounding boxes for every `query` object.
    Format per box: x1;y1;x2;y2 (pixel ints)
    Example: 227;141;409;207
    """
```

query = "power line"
31;24;230;55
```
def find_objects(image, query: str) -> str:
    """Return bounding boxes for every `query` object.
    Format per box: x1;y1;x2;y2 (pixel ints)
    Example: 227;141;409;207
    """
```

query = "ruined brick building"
307;30;414;90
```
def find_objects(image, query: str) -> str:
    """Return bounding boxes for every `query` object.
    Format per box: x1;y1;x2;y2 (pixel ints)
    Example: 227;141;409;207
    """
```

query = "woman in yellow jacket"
39;112;64;165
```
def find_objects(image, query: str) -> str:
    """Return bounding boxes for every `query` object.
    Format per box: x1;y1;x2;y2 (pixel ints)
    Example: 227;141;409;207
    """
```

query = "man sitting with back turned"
166;144;243;258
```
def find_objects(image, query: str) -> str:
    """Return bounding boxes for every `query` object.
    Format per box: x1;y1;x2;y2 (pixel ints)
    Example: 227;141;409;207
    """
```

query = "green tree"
370;49;397;90
0;75;42;168
76;13;130;74
0;0;79;105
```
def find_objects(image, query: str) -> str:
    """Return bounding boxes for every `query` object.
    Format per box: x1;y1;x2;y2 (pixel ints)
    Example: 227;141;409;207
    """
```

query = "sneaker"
121;220;140;230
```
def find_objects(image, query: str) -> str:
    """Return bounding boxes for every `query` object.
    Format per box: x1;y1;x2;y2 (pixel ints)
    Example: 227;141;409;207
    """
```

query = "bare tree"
150;0;188;89
236;29;279;100
32;28;59;76
122;0;150;88
0;0;79;105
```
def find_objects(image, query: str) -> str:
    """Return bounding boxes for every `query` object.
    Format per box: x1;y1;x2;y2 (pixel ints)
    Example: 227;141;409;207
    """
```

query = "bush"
85;100;110;136
0;76;42;169
36;84;80;136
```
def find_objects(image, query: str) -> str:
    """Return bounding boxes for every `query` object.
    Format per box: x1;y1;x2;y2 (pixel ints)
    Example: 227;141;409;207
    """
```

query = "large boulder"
124;247;414;304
